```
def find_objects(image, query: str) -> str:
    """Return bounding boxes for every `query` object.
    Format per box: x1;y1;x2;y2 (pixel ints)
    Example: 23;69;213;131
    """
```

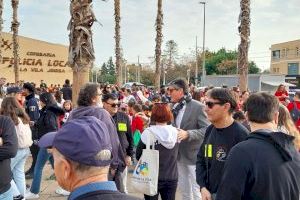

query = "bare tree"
11;0;20;83
114;0;122;86
238;0;250;91
154;0;163;90
68;0;96;105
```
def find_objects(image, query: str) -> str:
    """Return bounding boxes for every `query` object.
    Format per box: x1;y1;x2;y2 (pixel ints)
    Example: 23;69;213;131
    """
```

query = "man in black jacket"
60;79;72;101
0;116;18;199
23;82;40;179
102;93;133;193
216;92;300;200
196;88;248;200
38;116;140;200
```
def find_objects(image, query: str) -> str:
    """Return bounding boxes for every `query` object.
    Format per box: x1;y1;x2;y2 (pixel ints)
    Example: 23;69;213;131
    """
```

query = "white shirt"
175;104;186;129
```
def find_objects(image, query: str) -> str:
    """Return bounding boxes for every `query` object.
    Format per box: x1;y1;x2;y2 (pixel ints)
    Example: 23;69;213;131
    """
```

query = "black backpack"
290;102;300;122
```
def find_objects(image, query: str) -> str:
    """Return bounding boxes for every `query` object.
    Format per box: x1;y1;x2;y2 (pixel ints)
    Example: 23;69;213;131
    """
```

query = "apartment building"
270;39;300;75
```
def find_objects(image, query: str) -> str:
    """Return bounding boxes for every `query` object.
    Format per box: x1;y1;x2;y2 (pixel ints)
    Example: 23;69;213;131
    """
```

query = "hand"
201;187;212;200
177;129;189;141
125;156;132;166
0;137;3;146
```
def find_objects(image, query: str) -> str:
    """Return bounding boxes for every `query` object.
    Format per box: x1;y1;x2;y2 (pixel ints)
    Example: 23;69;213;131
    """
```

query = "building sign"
0;32;73;84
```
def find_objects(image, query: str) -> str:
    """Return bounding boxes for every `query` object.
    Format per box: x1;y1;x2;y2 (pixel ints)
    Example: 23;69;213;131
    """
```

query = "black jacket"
112;112;133;171
61;85;72;101
112;112;133;159
73;190;141;200
0;116;18;194
35;104;64;139
216;131;300;200
25;93;39;122
196;122;249;193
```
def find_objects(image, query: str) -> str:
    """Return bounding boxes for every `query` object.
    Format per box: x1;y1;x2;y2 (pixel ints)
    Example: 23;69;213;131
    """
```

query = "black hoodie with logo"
216;131;300;200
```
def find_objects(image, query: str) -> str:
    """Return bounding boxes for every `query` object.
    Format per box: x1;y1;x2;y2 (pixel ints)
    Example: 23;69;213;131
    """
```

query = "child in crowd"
59;100;72;126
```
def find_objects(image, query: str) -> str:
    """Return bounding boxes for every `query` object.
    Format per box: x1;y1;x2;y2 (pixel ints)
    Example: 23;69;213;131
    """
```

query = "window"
272;50;280;59
297;47;299;57
288;63;299;75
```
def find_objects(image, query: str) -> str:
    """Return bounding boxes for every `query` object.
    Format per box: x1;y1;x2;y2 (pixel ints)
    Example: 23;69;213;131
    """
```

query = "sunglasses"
106;102;120;108
205;101;224;109
168;88;178;93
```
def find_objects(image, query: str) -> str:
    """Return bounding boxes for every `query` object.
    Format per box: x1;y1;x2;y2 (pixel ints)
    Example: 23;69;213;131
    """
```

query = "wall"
0;32;73;85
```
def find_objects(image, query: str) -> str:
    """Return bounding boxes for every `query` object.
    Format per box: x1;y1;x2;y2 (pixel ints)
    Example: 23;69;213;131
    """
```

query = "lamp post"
199;1;206;86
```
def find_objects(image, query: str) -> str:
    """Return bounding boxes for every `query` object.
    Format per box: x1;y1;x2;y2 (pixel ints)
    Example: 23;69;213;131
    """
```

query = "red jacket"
287;101;300;130
131;115;144;133
275;91;288;102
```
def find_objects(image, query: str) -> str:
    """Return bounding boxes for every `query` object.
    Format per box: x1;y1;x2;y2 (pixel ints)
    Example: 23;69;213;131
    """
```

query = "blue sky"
2;0;300;70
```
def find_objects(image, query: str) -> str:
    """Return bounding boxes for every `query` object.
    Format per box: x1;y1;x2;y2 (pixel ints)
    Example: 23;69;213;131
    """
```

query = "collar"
68;181;117;200
25;93;35;101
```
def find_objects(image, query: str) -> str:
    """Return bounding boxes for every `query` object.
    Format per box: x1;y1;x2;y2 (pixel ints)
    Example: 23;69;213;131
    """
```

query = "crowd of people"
0;76;300;200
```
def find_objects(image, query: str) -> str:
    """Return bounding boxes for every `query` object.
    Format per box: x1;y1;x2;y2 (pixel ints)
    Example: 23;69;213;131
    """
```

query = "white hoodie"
141;125;178;149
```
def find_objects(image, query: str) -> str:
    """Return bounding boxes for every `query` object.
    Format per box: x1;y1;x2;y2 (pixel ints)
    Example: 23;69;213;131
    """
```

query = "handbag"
131;131;159;196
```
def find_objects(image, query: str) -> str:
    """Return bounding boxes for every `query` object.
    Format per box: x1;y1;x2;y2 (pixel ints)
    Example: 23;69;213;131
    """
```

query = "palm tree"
114;0;122;86
238;0;250;92
0;0;3;62
154;0;163;90
68;0;96;105
11;0;20;83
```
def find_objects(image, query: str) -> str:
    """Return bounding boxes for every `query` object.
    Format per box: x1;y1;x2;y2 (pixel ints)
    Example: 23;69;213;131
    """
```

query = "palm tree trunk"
154;0;163;90
11;0;20;83
238;0;250;92
68;0;96;106
0;0;3;62
114;0;122;86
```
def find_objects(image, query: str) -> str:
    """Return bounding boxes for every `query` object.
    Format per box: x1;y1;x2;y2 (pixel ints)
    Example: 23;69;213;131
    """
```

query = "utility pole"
200;1;206;86
195;36;198;87
136;56;139;82
138;57;141;83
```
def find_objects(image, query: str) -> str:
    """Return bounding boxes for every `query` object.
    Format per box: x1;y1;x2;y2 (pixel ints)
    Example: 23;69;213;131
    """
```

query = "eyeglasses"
205;101;224;109
168;88;178;93
106;102;120;108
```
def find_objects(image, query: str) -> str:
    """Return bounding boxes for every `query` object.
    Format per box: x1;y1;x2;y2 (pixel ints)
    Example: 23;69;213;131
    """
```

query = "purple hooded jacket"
68;106;125;170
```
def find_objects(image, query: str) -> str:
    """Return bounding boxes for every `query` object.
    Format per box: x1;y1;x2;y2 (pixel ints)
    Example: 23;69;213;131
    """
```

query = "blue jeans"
10;148;30;197
0;187;13;200
30;148;54;194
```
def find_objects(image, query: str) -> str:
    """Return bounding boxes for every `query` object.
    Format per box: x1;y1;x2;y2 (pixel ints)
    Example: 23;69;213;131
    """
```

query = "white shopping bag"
131;133;159;196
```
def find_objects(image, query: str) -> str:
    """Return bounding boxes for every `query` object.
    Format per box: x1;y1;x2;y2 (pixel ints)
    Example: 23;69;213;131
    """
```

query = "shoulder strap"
146;129;156;150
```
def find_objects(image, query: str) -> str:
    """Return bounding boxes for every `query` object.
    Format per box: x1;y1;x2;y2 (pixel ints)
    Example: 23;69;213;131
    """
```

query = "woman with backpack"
0;97;33;200
25;92;64;199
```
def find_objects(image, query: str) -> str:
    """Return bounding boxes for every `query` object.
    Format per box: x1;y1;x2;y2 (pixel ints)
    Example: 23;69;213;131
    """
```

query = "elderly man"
38;116;140;200
168;79;210;200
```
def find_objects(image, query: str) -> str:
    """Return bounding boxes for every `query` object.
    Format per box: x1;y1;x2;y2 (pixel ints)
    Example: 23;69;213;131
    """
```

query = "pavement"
25;156;181;199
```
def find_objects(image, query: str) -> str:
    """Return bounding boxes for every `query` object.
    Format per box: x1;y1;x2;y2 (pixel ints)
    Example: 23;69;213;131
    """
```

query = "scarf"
172;93;192;120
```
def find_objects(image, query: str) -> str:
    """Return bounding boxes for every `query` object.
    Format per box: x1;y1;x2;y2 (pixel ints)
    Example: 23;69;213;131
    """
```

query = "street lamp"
199;1;206;86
